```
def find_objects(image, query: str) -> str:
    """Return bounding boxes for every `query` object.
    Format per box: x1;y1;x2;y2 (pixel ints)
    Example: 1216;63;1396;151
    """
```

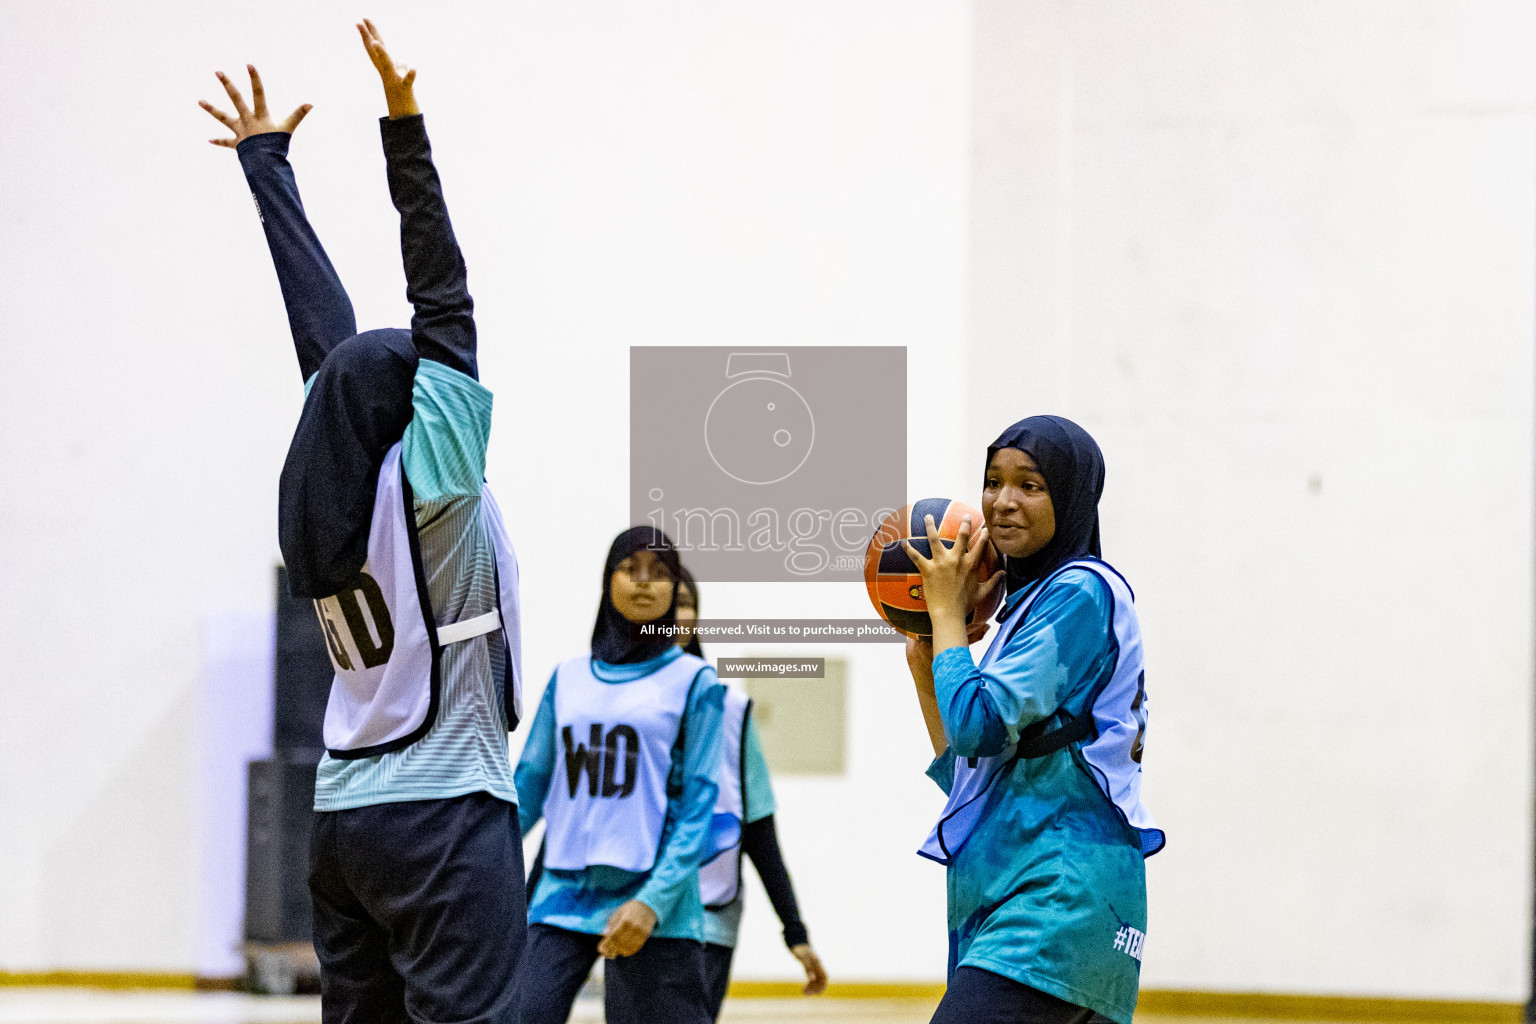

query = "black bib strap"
1015;708;1096;760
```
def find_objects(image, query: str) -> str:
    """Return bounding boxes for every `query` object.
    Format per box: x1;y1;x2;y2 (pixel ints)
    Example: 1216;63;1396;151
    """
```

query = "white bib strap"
436;609;502;646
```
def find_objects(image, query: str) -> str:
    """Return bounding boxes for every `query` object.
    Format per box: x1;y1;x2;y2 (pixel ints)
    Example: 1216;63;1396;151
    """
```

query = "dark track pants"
308;792;526;1024
702;942;735;1021
517;923;713;1024
929;967;1104;1024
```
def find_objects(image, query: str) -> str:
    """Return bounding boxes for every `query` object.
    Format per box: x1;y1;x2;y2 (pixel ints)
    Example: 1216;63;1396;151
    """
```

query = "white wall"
0;0;1532;1003
0;0;971;979
965;0;1536;1001
488;0;974;986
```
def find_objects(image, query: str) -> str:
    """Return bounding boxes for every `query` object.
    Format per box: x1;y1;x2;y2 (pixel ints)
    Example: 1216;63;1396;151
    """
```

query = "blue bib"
919;559;1164;864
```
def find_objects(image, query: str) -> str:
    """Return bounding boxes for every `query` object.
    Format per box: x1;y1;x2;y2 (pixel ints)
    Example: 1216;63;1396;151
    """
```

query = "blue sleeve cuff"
235;130;292;167
931;645;1011;757
635;877;683;924
513;678;559;833
932;645;977;709
742;717;777;823
379;112;427;147
516;799;540;837
925;747;957;795
636;674;725;924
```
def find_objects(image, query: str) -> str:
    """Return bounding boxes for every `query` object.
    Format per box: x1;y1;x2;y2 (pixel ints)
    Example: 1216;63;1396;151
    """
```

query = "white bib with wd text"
543;652;706;872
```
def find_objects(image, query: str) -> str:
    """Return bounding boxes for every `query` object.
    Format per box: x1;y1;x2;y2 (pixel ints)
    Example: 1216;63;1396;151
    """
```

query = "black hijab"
591;526;685;665
279;329;419;599
986;415;1105;597
675;565;704;658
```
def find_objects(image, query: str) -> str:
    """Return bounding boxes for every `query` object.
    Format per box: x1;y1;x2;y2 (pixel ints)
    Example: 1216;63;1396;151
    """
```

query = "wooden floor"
0;987;1474;1024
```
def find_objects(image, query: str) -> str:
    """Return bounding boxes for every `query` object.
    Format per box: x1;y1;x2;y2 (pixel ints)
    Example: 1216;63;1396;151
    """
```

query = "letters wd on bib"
543;651;734;873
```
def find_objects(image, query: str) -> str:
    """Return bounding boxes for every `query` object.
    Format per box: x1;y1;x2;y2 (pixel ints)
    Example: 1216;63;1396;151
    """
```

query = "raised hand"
199;66;312;149
357;19;419;120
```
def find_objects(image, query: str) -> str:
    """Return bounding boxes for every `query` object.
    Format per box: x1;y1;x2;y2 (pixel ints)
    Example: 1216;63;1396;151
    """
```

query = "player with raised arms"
673;568;829;1019
199;22;526;1024
513;528;728;1024
901;416;1164;1024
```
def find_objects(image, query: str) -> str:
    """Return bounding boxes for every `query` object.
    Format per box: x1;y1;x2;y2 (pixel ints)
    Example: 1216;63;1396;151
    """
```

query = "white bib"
314;442;522;758
700;684;751;908
918;559;1164;865
543;652;708;873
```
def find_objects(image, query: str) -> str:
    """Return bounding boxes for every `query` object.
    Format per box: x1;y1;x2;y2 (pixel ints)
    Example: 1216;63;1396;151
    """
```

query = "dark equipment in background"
271;564;332;758
244;567;332;990
244;758;317;943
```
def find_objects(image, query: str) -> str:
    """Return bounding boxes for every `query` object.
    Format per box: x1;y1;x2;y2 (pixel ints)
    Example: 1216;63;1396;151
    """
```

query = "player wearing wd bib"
205;27;526;1024
903;416;1163;1024
541;651;706;872
673;569;827;1020
514;529;728;1024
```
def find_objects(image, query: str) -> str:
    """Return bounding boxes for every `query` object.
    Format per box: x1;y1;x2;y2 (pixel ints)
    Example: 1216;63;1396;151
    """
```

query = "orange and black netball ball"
864;498;1001;639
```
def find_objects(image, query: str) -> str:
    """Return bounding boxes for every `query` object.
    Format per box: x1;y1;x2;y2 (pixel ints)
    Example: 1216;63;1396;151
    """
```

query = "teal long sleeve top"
925;568;1147;1024
515;646;725;940
311;360;518;811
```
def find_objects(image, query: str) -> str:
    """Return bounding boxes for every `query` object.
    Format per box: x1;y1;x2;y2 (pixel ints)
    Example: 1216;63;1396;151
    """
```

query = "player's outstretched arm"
359;20;478;380
199;67;353;381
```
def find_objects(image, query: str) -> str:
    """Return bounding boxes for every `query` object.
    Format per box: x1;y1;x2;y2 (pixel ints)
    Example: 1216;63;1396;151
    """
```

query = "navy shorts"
308;792;526;1024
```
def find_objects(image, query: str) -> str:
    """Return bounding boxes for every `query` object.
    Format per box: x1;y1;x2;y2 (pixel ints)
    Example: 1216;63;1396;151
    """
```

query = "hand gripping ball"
864;498;1002;639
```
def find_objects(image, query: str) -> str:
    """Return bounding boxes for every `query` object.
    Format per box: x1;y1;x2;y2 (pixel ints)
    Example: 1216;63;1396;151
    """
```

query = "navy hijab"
279;329;419;599
986;415;1106;598
591;527;685;665
675;565;705;658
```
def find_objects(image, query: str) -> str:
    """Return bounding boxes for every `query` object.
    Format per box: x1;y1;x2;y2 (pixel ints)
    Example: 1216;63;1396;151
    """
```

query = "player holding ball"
901;416;1164;1024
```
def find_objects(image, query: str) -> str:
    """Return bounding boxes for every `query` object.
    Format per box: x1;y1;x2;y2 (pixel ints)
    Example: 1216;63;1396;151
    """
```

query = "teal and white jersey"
702;716;776;948
924;562;1155;1024
312;359;519;812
